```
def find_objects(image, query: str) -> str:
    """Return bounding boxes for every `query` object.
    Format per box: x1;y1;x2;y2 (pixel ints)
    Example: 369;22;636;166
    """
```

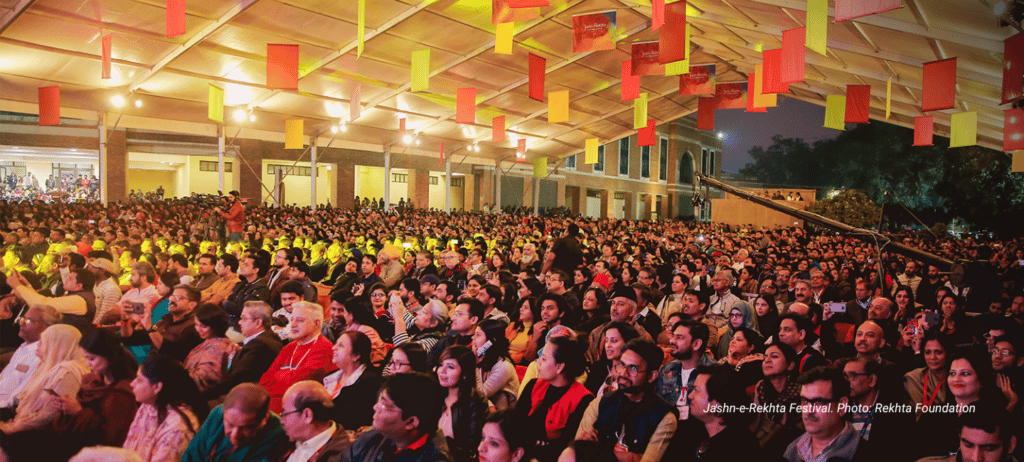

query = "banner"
781;27;806;83
714;82;746;110
549;90;569;123
492;116;506;143
1003;33;1024;104
208;85;224;123
679;65;715;95
285;119;304;149
949;111;977;148
585;138;599;164
529;54;545;101
697;96;715;130
101;34;112;79
913;116;933;146
824;95;846;130
572;11;616;53
267;44;299;90
659;2;686;63
638;119;656;146
922;57;956;112
411;49;430;92
845;85;871;123
38;86;60;126
493;0;538;24
1005;108;1024;151
631;42;664;76
166;0;185;37
621;60;640;101
456;87;476;124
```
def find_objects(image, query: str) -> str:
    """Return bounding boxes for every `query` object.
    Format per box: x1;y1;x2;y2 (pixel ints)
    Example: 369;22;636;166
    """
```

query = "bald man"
277;381;352;462
834;321;903;399
183;383;287;462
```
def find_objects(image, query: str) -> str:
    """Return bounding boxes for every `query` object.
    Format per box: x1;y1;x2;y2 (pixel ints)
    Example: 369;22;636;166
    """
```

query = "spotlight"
340;123;347;132
134;99;142;108
249;114;256;122
234;110;246;122
331;125;339;134
111;96;125;107
403;134;413;144
415;139;420;145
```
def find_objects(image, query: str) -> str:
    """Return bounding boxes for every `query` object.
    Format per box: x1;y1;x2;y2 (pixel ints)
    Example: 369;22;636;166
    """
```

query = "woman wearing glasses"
388;298;449;374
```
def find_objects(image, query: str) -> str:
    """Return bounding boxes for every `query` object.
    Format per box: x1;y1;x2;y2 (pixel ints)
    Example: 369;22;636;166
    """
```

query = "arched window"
679;152;694;184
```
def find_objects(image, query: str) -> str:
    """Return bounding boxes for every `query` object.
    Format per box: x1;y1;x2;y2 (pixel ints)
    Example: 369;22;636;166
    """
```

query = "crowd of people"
0;195;1023;462
1;172;100;203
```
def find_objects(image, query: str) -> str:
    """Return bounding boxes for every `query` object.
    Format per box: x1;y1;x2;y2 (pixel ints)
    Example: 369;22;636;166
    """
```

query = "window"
594;145;605;171
659;137;668;181
200;160;232;172
267;165;311;176
640;145;650;178
618;138;630;176
701;148;709;175
430;176;439;185
709;151;716;176
565;154;576;169
451;177;464;187
391;173;408;183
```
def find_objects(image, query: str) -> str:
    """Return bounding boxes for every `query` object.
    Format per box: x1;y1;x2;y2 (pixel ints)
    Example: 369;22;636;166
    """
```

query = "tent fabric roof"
0;0;1013;160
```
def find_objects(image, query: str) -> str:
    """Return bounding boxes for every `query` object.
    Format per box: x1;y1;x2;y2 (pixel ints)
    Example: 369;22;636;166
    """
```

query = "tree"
807;190;883;229
739;122;1024;235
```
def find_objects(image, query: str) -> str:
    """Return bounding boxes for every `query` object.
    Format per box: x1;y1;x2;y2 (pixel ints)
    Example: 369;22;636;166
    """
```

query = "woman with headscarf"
717;301;759;359
0;325;91;458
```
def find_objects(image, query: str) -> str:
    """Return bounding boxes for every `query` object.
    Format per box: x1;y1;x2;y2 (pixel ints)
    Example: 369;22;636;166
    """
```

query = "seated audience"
183;303;234;392
183;383;287;462
124;355;208;462
278;381;352;462
323;330;380;432
259;301;337;413
345;372;451;462
203;301;283;400
473;318;520;410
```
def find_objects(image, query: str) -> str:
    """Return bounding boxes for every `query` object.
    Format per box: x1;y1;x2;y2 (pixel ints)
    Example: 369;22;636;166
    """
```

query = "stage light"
134;99;142;108
234;110;246;122
403;134;413;144
111;96;125;107
331;125;339;134
249;114;256;122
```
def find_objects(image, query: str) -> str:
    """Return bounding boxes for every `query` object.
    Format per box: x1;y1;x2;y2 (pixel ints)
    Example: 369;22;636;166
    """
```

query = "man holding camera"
216;190;245;242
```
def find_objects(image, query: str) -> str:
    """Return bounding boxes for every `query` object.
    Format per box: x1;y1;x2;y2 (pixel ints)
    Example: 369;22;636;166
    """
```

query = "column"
336;162;355;210
643;194;654;221
105;128;128;204
623;191;635;220
237;139;266;205
532;177;540;215
495;161;503;211
98;114;107;204
444;157;452;213
310;136;317;209
383;145;391;207
556;180;566;208
407;169;430;209
217;125;225;192
599;190;611;219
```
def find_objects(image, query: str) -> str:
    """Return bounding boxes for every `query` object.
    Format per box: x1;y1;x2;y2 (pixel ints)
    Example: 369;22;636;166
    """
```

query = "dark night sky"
686;97;842;173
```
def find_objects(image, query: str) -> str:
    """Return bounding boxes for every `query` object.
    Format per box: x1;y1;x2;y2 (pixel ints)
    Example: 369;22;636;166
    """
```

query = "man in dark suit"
204;301;283;400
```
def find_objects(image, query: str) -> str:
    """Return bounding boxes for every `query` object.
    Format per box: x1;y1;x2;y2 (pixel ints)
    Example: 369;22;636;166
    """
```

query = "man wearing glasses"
0;305;60;419
840;358;913;460
204;301;283;401
783;367;865;462
576;339;677;462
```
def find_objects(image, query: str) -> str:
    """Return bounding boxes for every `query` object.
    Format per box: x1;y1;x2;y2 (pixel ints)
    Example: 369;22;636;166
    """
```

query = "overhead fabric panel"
922;58;957;112
913;116;933;146
267;44;299;90
38;86;60;126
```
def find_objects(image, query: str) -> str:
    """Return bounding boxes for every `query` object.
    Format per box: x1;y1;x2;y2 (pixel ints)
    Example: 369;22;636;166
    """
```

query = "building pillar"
556;180;566;208
237;139;266;205
466;171;479;212
336;162;355;210
600;190;612;219
407;169;430;209
532;177;540;215
444;158;452;213
623;192;635;220
105;128;128;204
663;194;673;220
495;161;503;211
383;146;391;207
310;136;317;209
643;194;653;221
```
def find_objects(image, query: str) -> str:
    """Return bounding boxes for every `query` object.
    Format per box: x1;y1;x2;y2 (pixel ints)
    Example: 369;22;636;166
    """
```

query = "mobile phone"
924;311;941;326
828;302;847;313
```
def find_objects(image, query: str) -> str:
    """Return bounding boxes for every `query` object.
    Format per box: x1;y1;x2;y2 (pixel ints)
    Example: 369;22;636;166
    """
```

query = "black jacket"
223;276;270;321
330;368;381;431
203;330;283;400
447;391;488;462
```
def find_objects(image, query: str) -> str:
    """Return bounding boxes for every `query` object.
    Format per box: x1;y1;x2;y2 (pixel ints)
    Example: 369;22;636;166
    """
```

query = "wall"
128;168;177;196
261;160;334;208
427;173;466;210
187;155;237;196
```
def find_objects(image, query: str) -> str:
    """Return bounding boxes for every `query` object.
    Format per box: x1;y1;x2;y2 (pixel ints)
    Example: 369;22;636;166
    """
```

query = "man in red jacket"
259;301;337;413
216;190;245;242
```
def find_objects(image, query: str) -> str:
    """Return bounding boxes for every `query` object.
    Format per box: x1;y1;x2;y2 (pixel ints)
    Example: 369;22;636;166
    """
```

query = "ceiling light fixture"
134;99;142;108
111;96;125;107
249;114;256;122
233;109;246;122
